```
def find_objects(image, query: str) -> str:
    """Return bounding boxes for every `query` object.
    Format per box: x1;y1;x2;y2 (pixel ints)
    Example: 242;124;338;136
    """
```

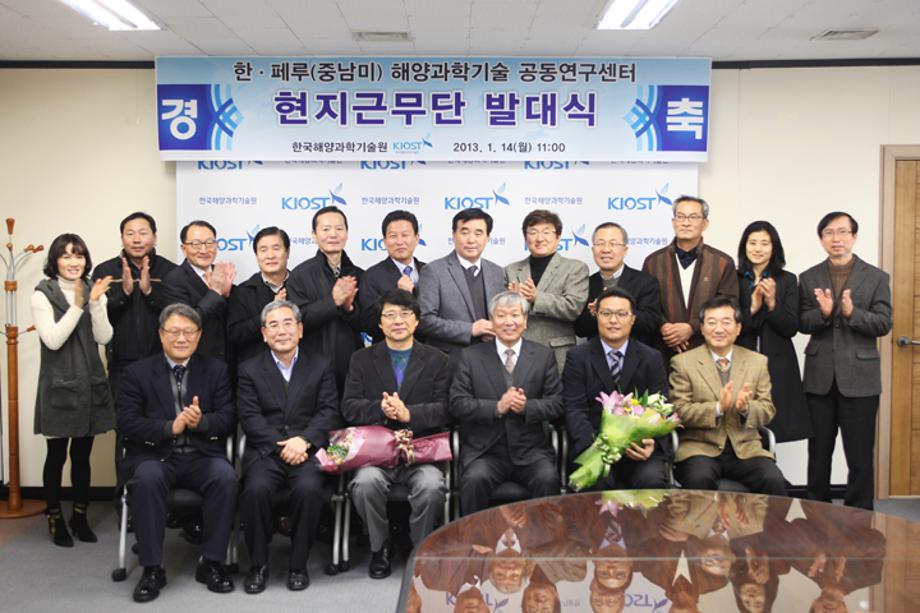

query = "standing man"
161;220;235;362
574;222;662;349
505;209;589;371
117;304;238;602
359;210;426;343
342;289;450;579
418;209;505;356
228;227;291;364
799;212;892;510
563;287;671;490
450;291;564;515
286;205;363;395
669;296;786;495
642;196;738;357
237;300;341;593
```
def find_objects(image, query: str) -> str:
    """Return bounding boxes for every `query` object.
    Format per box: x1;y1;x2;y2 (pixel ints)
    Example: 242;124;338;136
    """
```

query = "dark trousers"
675;444;786;496
109;368;125;504
44;437;94;510
589;456;671;491
126;451;238;567
806;383;879;510
239;454;328;570
460;448;559;516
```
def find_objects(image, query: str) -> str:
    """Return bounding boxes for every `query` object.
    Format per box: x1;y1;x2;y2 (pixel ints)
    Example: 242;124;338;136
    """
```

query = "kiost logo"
196;160;264;170
359;161;427;170
218;225;261;252
607;183;673;211
444;182;511;210
523;161;591;170
523;224;590;252
281;183;347;210
360;236;428;252
391;133;433;155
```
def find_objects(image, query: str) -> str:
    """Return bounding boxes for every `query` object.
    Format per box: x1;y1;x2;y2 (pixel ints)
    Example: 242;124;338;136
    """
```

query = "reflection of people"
454;586;491;613
588;579;625;613
521;566;561;613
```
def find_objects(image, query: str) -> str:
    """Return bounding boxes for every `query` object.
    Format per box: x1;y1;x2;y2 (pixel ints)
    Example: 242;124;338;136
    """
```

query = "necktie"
403;265;412;277
717;358;730;373
172;364;186;384
609;350;623;384
504;348;516;374
468;264;478;277
332;265;341;278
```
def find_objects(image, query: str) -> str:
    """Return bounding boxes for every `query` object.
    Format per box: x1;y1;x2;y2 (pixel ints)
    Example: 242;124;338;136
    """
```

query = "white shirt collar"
165;355;190;368
600;338;629;359
455;253;482;271
390;257;414;273
710;348;733;365
496;338;523;362
261;271;289;294
600;263;625;281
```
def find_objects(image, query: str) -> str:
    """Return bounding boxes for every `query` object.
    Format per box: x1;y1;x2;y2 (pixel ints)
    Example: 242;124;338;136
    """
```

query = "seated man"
563;287;671;490
669;295;786;495
342;289;451;579
117;303;238;603
450;291;564;516
237;300;341;593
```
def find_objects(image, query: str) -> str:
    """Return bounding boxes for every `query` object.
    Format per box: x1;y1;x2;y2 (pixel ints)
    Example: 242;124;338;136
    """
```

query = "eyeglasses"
264;319;298;332
161;328;200;340
703;318;737;329
183;239;218;251
597;310;634;322
525;229;557;239
820;228;853;238
592;240;627;249
674;214;704;223
381;309;416;321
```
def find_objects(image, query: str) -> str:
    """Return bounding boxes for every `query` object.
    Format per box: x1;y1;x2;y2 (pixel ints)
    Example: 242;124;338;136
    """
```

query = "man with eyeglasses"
117;304;238;602
642;196;738;357
342;289;450;579
799;212;892;510
161;220;236;362
505;209;588;371
574;222;662;349
564;287;671;490
669;295;786;495
237;300;341;593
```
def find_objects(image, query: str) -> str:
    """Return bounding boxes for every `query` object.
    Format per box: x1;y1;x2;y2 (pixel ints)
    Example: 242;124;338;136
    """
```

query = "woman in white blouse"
31;234;114;547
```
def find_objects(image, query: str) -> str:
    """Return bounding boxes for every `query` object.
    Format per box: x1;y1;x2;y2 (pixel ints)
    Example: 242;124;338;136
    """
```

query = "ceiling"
1;0;919;62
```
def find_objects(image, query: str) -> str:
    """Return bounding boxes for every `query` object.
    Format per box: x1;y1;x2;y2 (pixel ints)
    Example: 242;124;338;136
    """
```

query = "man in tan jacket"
669;295;786;495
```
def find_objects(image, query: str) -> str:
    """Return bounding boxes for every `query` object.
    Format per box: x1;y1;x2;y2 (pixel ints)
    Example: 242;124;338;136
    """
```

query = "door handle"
897;335;920;347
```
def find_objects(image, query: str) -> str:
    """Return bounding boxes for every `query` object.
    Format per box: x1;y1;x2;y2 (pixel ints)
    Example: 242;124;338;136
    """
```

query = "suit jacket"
449;339;564;469
160;260;231;362
669;344;775;462
227;271;286;365
418;252;505;355
642;240;739;355
798;255;892;397
236;349;342;471
116;353;236;478
562;336;671;459
573;265;662;349
358;256;425;343
341;341;450;436
504;253;589;370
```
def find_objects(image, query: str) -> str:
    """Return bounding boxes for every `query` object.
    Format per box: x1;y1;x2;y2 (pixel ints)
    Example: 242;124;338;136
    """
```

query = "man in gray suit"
418;209;505;355
799;211;892;510
505;209;589;371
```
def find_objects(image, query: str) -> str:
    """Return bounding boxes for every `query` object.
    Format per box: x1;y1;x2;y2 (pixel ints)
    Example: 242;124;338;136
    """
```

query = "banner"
158;57;710;162
176;161;697;280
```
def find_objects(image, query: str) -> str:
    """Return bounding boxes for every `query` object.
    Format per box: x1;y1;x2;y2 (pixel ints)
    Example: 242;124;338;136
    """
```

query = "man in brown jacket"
642;196;738;357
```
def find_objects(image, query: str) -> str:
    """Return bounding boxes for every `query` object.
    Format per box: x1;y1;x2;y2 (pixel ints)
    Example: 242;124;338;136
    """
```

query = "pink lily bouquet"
568;391;680;492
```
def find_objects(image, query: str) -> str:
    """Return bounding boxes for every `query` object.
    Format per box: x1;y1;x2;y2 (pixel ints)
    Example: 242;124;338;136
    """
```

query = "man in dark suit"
227;227;291;364
450;291;564;515
116;304;238;602
237;300;341;593
343;289;450;579
359;210;426;343
564;286;671;490
574;222;662;349
799;212;892;510
418;209;505;356
161;220;235;362
286;206;363;394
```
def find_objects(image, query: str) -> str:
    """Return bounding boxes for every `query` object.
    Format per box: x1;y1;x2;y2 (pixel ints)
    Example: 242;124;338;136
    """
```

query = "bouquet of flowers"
568;391;680;492
315;425;451;473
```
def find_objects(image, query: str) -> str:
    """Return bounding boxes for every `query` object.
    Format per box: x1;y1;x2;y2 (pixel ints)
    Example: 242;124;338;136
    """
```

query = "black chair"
669;426;777;492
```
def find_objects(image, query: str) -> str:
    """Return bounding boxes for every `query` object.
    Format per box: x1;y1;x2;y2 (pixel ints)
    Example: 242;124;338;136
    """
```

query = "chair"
669;426;777;492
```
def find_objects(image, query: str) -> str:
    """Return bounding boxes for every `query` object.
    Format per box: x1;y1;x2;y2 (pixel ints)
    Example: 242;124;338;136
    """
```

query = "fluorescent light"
60;0;159;31
597;0;681;30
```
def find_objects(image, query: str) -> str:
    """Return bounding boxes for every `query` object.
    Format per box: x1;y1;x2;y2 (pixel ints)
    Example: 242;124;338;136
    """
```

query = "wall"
2;65;920;488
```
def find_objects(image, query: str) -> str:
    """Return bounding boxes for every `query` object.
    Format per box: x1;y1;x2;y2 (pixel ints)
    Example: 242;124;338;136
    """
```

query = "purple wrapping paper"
316;425;451;473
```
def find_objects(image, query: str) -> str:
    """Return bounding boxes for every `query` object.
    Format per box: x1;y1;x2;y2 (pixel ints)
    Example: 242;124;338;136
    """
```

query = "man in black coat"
117;304;238;603
160;220;235;362
564;287;672;490
227;227;291;364
237;300;341;593
574;222;661;348
343;289;450;579
359;210;426;343
450;291;564;516
286;206;363;395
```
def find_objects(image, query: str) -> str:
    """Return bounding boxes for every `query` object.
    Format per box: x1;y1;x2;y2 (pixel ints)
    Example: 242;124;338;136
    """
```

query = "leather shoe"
195;559;234;593
133;566;166;603
287;568;310;591
368;541;392;579
243;565;269;594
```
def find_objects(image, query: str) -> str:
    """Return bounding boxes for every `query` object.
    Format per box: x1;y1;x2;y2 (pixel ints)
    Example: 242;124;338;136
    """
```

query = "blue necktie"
609;351;623;385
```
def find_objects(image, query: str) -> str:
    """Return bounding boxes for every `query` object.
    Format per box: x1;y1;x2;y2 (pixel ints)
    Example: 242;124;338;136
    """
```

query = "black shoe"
182;517;203;545
49;515;74;548
195;559;234;593
69;511;98;543
243;565;269;594
287;568;310;591
368;541;392;579
133;566;166;603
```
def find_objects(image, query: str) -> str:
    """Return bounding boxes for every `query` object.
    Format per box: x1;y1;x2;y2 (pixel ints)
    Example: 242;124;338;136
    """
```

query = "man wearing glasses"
342;289;450;579
642;196;738;357
161;220;236;362
563;287;671;490
799;212;892;510
574;222;662;349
